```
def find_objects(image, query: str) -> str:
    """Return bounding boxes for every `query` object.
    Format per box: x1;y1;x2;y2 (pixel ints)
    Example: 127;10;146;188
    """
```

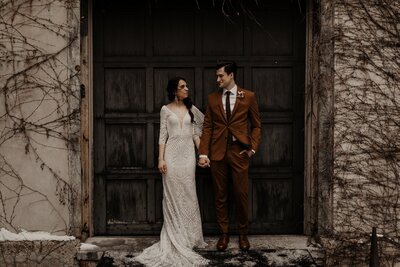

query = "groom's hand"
198;157;210;168
240;149;255;158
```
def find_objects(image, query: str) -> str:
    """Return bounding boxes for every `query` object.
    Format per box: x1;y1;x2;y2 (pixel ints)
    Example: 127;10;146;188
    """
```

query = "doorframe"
303;0;335;236
80;0;94;238
79;0;335;238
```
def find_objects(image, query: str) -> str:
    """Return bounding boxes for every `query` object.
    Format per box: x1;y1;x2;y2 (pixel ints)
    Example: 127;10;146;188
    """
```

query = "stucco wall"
0;0;81;236
333;0;399;236
330;0;399;264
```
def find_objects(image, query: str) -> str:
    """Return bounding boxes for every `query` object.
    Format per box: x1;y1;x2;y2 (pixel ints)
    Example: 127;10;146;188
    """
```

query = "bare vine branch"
0;0;80;234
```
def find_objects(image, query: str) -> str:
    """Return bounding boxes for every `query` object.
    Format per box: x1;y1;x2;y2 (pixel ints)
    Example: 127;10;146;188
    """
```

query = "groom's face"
216;67;234;89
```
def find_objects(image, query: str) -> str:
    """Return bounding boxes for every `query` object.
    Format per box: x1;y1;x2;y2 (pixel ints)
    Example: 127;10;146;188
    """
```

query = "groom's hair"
216;60;237;80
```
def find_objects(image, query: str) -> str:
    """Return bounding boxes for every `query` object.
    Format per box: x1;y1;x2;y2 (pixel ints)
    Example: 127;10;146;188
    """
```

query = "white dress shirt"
222;85;237;114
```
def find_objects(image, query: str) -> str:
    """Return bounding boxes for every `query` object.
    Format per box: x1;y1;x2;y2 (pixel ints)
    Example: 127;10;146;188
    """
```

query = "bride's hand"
158;160;167;174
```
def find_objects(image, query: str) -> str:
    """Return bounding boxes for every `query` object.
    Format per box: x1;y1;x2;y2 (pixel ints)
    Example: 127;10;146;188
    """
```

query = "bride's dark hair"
166;76;194;123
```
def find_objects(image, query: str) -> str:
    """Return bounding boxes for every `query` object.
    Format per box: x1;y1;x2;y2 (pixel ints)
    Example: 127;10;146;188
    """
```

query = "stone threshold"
78;235;325;266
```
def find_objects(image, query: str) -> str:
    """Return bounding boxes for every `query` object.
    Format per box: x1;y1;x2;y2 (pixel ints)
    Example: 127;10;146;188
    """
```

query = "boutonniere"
237;91;245;99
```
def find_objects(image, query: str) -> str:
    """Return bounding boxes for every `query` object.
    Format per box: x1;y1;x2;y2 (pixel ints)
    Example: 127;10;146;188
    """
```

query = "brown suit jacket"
199;87;261;161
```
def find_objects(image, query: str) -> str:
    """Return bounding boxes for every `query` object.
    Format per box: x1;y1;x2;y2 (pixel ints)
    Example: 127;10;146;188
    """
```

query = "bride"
135;77;209;266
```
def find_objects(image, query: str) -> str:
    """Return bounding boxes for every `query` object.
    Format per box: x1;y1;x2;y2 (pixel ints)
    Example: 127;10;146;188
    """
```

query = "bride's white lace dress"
135;105;209;267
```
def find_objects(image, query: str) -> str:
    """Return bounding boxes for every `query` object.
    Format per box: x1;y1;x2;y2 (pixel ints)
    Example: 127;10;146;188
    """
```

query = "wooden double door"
93;0;306;235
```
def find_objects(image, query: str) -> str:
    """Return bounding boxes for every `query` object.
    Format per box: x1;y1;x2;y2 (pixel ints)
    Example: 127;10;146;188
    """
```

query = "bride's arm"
158;107;168;173
158;144;167;173
193;136;200;150
191;105;204;150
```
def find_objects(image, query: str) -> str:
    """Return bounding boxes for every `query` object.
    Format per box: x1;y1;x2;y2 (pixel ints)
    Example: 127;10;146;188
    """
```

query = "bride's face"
176;80;189;101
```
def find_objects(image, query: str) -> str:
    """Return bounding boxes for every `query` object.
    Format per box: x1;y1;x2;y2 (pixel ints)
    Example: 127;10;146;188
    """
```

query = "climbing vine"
0;0;80;234
320;0;400;265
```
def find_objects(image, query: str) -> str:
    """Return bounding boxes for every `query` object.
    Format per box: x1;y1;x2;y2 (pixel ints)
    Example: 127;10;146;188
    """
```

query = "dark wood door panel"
106;179;147;224
93;0;306;235
104;68;147;113
252;123;294;168
103;12;146;56
153;10;196;56
252;67;294;111
105;124;147;168
202;13;244;56
251;10;294;56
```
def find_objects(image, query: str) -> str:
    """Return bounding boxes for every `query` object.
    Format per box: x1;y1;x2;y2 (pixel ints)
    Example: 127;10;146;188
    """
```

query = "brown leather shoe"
239;234;250;251
216;234;229;251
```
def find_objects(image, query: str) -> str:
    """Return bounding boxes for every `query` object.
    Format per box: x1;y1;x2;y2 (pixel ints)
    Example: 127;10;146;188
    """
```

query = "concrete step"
78;235;325;267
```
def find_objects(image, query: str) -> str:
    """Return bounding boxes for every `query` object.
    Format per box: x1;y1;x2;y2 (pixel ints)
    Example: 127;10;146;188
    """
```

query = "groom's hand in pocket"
240;149;255;158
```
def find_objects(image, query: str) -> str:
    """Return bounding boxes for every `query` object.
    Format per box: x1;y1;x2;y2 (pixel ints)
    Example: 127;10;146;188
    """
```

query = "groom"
198;61;261;251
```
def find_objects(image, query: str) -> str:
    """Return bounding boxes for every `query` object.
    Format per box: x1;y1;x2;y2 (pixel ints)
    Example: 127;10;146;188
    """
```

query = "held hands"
198;157;210;168
197;149;254;168
158;160;167;174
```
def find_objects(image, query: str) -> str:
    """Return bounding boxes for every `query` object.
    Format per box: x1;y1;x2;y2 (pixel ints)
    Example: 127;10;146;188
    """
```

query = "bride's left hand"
158;160;167;174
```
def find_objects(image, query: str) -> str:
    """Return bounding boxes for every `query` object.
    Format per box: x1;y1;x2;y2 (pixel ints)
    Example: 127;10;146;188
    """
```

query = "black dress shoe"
216;234;229;251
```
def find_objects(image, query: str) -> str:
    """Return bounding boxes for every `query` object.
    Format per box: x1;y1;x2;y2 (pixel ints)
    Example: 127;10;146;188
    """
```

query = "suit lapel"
216;90;228;123
230;87;242;119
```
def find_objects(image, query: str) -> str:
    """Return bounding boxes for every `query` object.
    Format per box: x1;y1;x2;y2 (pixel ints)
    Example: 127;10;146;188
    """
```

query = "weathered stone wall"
329;0;400;265
0;0;81;236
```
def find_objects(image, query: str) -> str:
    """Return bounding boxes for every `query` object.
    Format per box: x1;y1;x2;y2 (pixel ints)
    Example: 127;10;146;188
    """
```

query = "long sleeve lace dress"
135;105;209;267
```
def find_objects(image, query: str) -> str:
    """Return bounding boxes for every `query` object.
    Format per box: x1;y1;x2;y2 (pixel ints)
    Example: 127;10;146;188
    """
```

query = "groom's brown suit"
199;87;261;234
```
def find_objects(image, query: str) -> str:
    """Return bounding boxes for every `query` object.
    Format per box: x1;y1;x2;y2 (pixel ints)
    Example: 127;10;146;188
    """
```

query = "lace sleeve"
192;105;204;139
159;106;168;144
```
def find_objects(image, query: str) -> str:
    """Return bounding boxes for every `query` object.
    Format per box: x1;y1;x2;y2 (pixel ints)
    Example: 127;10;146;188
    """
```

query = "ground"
79;236;325;267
